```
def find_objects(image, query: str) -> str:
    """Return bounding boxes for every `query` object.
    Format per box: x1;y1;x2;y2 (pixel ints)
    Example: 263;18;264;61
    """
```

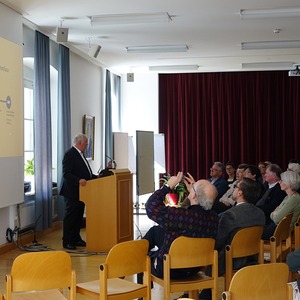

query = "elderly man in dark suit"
199;177;266;300
256;163;286;224
208;161;229;213
59;133;98;250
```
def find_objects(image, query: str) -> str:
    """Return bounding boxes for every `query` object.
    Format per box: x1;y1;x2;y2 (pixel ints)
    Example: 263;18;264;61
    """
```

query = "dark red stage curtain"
158;71;300;180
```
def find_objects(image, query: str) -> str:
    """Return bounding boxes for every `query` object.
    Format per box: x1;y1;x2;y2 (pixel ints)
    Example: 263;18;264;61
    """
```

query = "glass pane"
24;119;34;151
24;87;33;119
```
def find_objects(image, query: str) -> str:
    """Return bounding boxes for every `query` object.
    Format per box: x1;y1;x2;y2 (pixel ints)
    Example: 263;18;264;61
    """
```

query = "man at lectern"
59;133;98;250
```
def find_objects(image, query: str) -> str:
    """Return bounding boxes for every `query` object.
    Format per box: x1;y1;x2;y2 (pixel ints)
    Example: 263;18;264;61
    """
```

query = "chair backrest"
293;214;300;250
222;263;293;300
270;213;293;262
224;226;264;290
226;226;264;258
6;251;76;299
103;239;149;278
168;236;215;269
98;239;151;300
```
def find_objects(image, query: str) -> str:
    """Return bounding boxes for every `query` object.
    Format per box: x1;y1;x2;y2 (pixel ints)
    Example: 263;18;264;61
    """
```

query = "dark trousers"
137;225;200;283
62;197;85;245
262;221;277;240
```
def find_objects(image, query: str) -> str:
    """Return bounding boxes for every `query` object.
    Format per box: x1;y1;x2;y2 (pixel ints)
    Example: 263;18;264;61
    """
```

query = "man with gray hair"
59;133;98;250
208;161;229;213
256;163;286;224
138;172;219;282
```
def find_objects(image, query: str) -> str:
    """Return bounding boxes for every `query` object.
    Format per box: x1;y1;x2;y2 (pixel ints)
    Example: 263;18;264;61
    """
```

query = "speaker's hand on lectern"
79;179;87;186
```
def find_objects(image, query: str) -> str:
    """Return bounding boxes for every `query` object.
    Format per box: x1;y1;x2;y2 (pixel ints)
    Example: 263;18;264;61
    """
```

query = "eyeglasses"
233;183;240;190
210;168;221;172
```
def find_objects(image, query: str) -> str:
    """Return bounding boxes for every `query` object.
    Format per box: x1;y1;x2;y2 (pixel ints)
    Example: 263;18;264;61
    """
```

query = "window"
24;80;34;193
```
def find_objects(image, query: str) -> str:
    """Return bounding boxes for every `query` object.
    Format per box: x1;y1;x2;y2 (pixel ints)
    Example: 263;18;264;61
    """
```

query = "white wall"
70;52;105;174
121;73;159;136
121;73;159;204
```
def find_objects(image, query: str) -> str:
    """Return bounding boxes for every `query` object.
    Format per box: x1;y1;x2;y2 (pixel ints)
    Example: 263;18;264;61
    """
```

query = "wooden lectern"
80;169;133;252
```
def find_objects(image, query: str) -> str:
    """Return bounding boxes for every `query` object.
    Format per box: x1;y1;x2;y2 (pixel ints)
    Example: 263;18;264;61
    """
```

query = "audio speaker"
127;73;134;82
88;44;101;58
56;27;69;43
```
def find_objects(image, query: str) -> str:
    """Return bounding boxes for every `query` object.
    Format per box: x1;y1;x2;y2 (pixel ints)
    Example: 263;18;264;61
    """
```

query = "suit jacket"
209;176;229;213
256;182;286;224
59;146;97;199
216;202;266;275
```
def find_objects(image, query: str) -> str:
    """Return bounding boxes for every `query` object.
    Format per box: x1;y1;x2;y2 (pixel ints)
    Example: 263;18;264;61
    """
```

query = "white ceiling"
2;0;300;74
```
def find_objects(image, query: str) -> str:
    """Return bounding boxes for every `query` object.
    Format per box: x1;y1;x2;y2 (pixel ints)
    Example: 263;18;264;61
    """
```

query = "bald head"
192;179;218;210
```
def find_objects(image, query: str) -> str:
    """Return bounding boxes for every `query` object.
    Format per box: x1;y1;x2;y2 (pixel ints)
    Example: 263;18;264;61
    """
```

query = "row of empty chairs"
2;212;298;300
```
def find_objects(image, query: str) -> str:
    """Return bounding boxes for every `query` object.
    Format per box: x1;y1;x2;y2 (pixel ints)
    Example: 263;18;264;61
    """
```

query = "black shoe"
199;289;212;300
63;243;77;250
76;240;86;247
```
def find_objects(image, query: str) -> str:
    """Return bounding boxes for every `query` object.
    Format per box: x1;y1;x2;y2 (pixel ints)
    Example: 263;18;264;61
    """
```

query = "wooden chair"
222;263;293;300
292;214;300;250
224;226;264;290
76;239;151;300
151;237;218;300
264;213;293;263
5;250;76;300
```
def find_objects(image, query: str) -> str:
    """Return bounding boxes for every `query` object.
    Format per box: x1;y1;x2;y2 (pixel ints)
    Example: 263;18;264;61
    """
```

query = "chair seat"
153;271;212;287
8;289;67;300
77;278;147;295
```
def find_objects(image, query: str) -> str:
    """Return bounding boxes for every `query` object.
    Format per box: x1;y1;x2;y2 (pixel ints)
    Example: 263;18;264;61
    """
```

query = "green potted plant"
24;158;34;193
159;173;188;206
24;158;34;176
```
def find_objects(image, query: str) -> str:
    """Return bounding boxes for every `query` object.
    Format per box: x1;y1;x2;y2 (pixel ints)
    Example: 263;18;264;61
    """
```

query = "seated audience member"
256;164;286;225
262;170;300;240
287;247;300;291
244;164;264;204
208;161;229;213
219;163;248;209
258;161;270;185
288;162;300;175
138;172;219;283
225;161;236;186
199;178;266;300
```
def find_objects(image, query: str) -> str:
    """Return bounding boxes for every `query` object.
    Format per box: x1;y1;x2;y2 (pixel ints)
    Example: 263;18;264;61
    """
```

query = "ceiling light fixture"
126;45;188;54
241;40;300;50
240;7;300;19
90;12;172;26
149;65;199;71
242;62;295;70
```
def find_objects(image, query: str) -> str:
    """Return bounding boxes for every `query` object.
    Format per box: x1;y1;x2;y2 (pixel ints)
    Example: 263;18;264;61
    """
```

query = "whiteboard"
136;131;154;195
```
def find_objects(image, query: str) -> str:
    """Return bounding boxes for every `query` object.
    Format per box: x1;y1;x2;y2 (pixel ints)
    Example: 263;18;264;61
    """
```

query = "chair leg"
189;290;199;299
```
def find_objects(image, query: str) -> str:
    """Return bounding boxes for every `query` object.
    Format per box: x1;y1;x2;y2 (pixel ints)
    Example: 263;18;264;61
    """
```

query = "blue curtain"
57;44;71;220
34;31;52;230
105;69;113;161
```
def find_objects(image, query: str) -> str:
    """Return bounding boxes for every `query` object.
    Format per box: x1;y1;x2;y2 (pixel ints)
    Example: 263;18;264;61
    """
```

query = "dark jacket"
216;202;266;276
256;182;286;224
59;147;97;199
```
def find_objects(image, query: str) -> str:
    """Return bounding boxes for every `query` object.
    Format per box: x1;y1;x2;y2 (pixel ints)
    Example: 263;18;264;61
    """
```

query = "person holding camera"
138;171;219;282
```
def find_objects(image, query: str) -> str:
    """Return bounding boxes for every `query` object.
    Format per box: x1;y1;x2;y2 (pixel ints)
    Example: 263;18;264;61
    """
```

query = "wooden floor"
0;213;224;299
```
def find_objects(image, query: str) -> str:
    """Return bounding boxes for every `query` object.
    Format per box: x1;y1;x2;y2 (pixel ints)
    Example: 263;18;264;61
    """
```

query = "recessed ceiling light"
241;40;300;50
90;12;172;25
126;45;189;54
240;7;300;19
149;65;199;71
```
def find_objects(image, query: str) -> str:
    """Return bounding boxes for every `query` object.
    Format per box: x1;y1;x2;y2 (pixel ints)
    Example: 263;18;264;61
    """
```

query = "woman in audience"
225;161;236;186
262;170;300;240
244;165;264;204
